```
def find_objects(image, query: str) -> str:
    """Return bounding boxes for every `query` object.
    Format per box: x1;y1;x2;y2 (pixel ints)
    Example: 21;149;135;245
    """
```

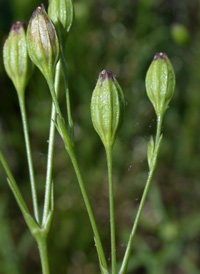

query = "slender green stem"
0;149;30;215
0;149;50;274
46;77;62;118
36;236;50;274
68;149;108;271
106;146;116;274
119;115;163;274
0;149;41;235
60;42;74;141
42;61;62;225
46;69;108;272
18;94;40;224
155;115;162;144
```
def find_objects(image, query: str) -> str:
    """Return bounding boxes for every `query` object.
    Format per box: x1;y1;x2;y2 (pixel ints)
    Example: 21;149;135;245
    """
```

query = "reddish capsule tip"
32;4;46;18
154;52;168;61
40;3;45;11
32;9;37;18
11;21;26;33
108;71;114;82
99;69;107;83
99;69;114;83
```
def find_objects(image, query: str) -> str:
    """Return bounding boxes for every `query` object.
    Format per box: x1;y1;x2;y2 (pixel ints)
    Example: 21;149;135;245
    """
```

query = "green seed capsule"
91;70;125;148
3;21;34;96
48;0;74;42
145;53;175;117
26;4;60;80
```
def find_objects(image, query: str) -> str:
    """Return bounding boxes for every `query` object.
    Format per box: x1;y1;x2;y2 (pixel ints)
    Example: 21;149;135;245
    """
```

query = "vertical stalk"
105;146;116;274
46;68;108;272
46;78;62;118
155;115;162;144
60;42;74;141
119;115;163;274
68;149;108;271
37;236;50;274
42;61;61;225
18;94;40;224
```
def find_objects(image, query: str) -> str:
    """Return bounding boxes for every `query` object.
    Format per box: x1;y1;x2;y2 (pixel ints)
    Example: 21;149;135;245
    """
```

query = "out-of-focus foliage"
0;0;200;273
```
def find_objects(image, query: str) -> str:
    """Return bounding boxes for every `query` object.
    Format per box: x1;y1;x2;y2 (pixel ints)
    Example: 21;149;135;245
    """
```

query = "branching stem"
46;67;108;272
119;115;163;274
42;61;61;225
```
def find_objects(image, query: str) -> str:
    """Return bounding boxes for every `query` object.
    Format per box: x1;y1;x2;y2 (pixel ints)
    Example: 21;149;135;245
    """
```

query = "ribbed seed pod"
26;4;60;80
3;21;34;95
48;0;74;42
145;52;175;117
91;70;125;148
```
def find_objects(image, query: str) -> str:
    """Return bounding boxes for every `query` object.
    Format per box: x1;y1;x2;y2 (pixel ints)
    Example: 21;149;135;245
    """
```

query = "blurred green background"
1;0;200;273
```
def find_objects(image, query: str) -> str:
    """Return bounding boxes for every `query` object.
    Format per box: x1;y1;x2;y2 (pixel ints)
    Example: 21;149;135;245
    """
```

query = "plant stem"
42;61;61;225
0;149;41;235
0;149;30;215
155;115;162;144
68;149;108;271
36;236;50;274
46;69;108;272
106;146;116;274
46;77;62;118
60;42;74;141
18;94;40;224
119;115;163;274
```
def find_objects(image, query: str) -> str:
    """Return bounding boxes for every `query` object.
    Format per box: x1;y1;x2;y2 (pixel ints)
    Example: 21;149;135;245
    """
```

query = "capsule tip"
154;52;168;61
11;21;26;33
99;69;114;83
32;4;46;18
